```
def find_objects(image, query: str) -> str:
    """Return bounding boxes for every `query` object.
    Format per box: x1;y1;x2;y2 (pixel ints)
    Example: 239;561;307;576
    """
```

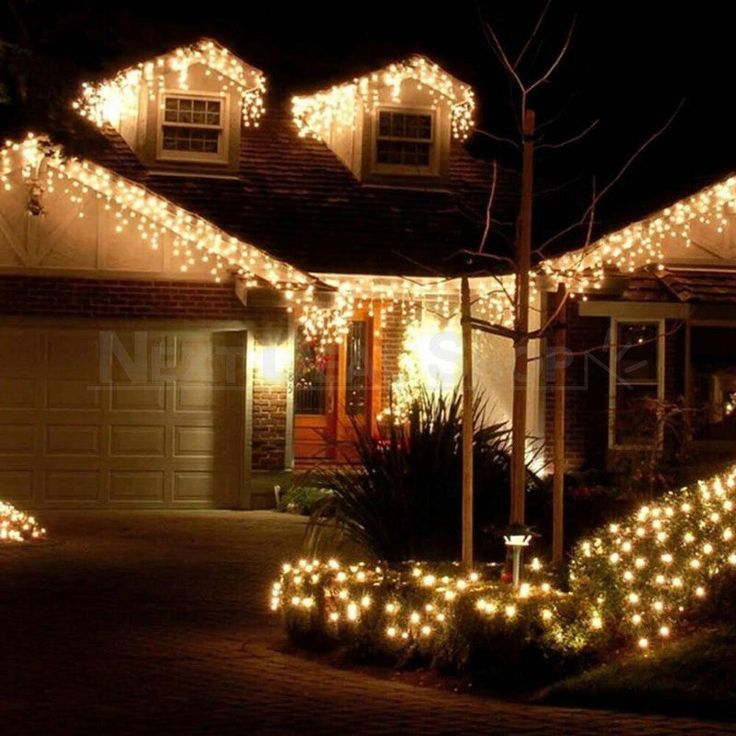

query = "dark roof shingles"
92;105;515;276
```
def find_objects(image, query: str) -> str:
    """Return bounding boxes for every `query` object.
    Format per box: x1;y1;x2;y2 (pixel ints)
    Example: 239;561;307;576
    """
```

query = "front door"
294;312;378;466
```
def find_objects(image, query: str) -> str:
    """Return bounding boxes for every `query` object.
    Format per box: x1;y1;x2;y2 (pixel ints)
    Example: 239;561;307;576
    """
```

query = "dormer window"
292;56;474;184
158;93;228;163
375;110;434;169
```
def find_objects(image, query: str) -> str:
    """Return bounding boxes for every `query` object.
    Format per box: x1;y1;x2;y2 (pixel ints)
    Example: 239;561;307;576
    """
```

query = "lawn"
537;625;736;719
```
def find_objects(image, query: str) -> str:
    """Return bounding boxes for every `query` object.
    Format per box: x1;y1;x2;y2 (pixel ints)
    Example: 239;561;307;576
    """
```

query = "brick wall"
379;305;405;411
0;275;249;319
544;299;611;471
0;274;290;473
250;314;290;471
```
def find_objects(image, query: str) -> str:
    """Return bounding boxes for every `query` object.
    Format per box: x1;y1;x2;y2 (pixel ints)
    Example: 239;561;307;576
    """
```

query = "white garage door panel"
0;325;245;508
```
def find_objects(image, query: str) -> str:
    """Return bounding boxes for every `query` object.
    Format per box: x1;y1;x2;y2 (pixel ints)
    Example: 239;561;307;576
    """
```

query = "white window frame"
608;317;666;449
157;91;229;164
371;105;438;176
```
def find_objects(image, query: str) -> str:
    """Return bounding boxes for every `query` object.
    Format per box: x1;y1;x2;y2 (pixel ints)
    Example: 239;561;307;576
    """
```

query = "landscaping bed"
272;462;736;708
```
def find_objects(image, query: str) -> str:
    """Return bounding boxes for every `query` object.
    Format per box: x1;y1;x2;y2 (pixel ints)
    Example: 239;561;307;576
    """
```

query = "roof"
622;268;736;304
89;102;515;277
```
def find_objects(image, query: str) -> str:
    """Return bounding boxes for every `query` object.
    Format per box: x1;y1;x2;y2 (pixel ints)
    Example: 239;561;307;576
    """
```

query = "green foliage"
305;389;542;562
277;485;332;516
539;626;736;718
274;559;586;688
568;465;736;651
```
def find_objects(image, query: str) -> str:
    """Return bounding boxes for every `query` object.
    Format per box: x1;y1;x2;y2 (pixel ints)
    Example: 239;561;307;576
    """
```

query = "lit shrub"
569;464;736;650
272;558;582;682
0;501;46;543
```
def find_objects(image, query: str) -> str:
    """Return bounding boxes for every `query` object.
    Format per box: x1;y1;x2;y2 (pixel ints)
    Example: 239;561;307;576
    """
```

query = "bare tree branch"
534;90;580;133
537;118;599;151
479;160;498;253
474;127;520;149
527;18;576;94
535;99;685;256
513;0;554;70
534;173;583;198
450;249;515;268
482;21;526;93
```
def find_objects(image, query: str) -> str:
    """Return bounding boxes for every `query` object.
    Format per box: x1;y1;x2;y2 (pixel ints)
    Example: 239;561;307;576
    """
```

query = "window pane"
163;97;221;127
379;111;392;136
615;384;659;445
690;327;736;441
295;338;329;415
378;111;432;140
161;125;220;153
376;139;431;167
616;323;658;382
206;100;222;124
346;321;368;417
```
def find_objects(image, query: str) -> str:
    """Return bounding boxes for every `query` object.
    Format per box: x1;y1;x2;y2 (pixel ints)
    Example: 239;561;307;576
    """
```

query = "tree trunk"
510;108;535;527
461;276;474;568
552;283;567;565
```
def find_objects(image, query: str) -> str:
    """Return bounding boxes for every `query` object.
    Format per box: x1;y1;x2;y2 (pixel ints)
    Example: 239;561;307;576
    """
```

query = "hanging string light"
292;55;475;143
541;175;736;296
1;134;310;288
73;39;266;129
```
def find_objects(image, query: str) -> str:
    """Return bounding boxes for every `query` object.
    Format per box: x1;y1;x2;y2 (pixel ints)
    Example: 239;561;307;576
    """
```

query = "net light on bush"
0;501;46;543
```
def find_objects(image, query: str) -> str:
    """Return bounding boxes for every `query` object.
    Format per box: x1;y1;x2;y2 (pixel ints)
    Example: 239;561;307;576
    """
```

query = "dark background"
1;0;733;248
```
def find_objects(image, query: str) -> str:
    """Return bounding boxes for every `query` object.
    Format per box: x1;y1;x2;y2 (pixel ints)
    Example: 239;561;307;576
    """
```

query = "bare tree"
444;2;681;566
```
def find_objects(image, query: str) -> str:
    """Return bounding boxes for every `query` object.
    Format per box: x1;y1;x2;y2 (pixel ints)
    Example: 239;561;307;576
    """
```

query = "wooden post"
510;108;535;527
552;283;567;565
461;276;474;569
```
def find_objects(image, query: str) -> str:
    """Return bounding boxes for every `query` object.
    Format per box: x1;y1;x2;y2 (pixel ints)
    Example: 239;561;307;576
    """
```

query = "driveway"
0;511;733;735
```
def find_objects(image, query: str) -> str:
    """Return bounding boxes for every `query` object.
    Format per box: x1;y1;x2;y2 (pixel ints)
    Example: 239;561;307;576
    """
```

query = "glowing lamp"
254;342;290;381
504;533;532;589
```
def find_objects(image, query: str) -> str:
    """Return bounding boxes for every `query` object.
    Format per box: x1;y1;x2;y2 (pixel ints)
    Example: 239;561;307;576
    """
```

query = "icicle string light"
1;135;310;287
74;39;266;129
292;55;475;143
542;175;736;296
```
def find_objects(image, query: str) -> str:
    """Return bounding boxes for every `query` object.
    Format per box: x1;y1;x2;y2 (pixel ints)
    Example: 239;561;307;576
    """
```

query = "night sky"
1;0;733;249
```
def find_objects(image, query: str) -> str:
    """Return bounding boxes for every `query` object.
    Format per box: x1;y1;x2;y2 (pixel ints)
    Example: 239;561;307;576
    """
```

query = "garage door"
0;324;246;508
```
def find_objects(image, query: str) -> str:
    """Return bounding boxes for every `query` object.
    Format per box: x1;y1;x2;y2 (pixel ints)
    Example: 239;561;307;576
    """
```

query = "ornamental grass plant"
304;390;544;562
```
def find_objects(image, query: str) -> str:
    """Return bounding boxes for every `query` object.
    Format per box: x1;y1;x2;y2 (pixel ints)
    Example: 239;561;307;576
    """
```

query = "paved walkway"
0;511;733;735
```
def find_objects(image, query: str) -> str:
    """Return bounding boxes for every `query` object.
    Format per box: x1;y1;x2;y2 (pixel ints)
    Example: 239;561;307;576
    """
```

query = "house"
541;176;736;480
0;39;531;510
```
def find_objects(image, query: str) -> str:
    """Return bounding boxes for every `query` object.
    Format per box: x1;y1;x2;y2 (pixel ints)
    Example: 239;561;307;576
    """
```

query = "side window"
345;321;368;417
295;337;329;415
611;321;664;446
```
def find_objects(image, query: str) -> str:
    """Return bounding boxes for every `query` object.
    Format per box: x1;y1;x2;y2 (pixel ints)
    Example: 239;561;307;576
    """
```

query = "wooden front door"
294;310;380;467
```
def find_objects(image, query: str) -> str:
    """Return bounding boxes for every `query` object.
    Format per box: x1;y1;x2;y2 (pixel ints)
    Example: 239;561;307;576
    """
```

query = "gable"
0;136;310;287
74;39;265;176
543;174;736;294
292;55;475;185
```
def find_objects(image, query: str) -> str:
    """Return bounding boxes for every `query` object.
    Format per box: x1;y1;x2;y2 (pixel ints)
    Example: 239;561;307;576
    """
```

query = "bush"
277;485;333;516
272;558;587;687
568;464;736;651
305;390;543;562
